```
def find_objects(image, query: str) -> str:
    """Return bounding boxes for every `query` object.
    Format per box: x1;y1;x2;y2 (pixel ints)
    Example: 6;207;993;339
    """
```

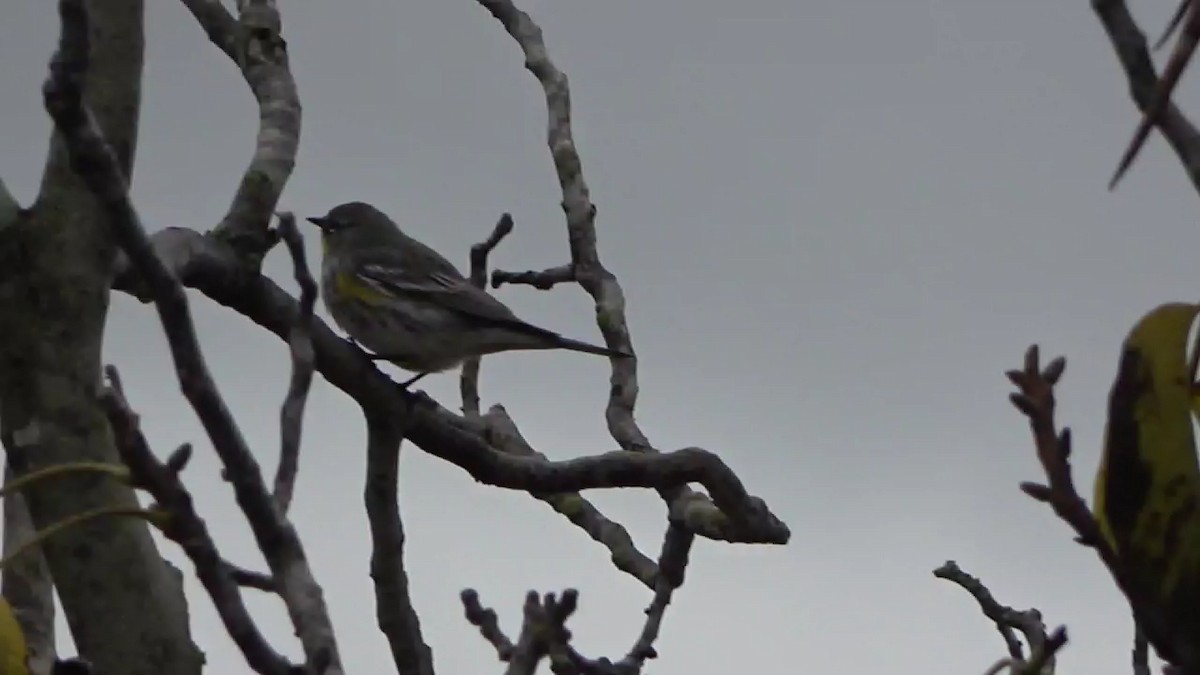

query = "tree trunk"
0;1;202;672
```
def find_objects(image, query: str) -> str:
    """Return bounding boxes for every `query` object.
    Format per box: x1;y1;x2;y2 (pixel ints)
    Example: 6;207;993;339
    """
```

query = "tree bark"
0;1;202;672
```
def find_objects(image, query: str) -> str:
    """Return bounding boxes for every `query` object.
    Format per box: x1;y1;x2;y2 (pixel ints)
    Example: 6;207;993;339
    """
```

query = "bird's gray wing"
356;262;554;335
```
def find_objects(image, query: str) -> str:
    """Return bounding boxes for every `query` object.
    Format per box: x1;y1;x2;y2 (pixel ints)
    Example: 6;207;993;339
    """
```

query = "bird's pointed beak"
306;216;332;232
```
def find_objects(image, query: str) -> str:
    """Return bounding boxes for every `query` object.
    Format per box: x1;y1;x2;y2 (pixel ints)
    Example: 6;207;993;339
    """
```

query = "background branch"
934;560;1064;674
1095;0;1200;192
460;212;515;419
272;212;316;515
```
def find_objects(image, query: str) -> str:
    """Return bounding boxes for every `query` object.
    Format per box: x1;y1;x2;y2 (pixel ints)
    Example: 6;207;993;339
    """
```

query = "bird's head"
307;201;400;253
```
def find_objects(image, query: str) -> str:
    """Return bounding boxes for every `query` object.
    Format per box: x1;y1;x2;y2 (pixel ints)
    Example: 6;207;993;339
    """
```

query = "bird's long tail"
552;335;632;360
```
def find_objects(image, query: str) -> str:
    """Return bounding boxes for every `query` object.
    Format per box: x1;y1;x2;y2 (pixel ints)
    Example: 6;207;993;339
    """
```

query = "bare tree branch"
934;561;1031;662
43;3;341;669
364;413;434;675
471;0;776;545
176;0;238;59
225;562;278;593
2;464;56;675
272;212;316;515
460;212;515;419
1156;0;1193;50
1006;345;1198;669
174;0;301;257
111;229;790;544
1095;0;1200;191
461;590;514;663
480;406;659;588
461;525;693;674
462;590;584;675
934;560;1065;674
100;371;294;675
615;523;693;671
491;264;575;291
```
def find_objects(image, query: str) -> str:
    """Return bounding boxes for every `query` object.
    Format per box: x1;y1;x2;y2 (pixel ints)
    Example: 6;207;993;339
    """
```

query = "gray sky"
3;0;1199;672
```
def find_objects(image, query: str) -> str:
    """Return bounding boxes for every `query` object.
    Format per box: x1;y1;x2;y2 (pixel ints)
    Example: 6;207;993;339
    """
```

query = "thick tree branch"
934;561;1033;662
112;229;790;544
100;371;294;675
176;0;301;259
272;213;316;515
471;0;776;544
364;413;434;675
1095;0;1200;192
43;3;341;670
0;0;204;672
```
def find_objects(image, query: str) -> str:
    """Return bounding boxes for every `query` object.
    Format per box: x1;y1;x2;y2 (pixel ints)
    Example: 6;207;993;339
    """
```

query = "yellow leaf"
0;597;29;675
1095;302;1200;603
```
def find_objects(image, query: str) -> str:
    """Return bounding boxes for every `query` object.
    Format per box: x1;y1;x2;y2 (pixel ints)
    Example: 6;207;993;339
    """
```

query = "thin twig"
491;264;575;291
934;561;1028;661
1096;0;1200;191
460;212;515;418
364;413;434;675
272;212;316;515
1157;0;1193;50
461;589;515;662
1016;625;1067;675
225;563;277;593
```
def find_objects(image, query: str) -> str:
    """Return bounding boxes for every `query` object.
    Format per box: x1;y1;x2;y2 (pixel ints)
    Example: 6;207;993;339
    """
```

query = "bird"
307;201;630;386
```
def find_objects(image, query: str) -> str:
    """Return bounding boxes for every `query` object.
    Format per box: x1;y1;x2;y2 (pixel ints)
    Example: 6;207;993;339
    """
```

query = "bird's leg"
400;372;431;388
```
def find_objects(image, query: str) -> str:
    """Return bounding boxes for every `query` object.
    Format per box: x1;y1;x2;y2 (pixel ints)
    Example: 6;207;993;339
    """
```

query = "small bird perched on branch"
308;201;630;385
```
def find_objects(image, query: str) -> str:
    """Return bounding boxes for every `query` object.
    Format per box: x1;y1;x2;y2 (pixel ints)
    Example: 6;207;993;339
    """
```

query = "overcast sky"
5;0;1200;673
